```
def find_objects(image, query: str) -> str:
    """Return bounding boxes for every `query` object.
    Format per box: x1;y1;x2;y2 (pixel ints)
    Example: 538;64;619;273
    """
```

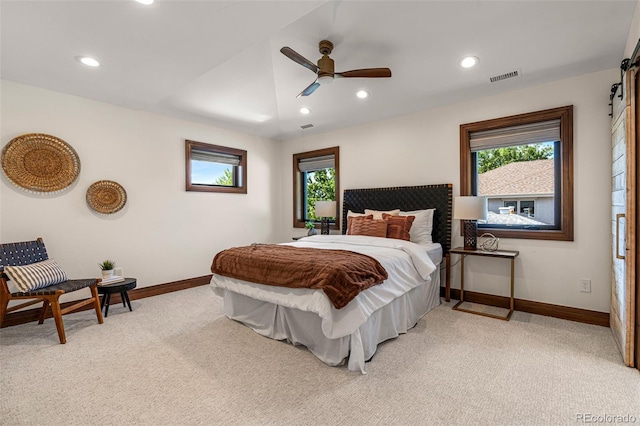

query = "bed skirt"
217;269;441;373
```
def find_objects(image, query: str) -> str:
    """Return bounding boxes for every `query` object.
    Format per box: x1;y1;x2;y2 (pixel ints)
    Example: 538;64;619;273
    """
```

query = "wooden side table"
450;247;519;321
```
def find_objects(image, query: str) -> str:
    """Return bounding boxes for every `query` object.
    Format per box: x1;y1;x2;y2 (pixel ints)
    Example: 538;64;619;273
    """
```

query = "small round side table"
97;277;137;317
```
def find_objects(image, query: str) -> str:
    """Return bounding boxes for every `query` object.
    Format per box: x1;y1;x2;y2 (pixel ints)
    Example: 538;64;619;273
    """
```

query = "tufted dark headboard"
342;184;452;253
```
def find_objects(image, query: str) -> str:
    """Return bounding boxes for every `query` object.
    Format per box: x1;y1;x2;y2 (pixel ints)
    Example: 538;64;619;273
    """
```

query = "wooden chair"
0;237;104;343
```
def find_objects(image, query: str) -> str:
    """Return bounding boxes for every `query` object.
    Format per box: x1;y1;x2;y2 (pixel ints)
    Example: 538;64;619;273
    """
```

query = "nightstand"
449;247;519;321
97;277;137;317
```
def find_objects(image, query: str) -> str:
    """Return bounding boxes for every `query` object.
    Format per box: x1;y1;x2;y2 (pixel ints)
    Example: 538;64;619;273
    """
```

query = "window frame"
185;140;247;194
292;146;340;230
460;105;573;241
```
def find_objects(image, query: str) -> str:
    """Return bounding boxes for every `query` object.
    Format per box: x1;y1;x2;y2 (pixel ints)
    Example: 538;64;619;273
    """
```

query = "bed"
210;184;452;373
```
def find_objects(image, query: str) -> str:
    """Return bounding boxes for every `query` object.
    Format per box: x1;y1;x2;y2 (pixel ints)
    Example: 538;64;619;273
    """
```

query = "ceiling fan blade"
280;47;319;74
297;81;321;98
336;68;392;78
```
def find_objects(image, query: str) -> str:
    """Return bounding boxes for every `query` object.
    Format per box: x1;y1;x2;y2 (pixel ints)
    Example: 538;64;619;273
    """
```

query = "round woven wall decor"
86;180;127;214
1;133;81;193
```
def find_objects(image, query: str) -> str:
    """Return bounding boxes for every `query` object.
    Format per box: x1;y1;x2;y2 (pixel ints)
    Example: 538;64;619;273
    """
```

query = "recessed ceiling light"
75;56;100;67
135;0;154;5
460;56;479;68
300;107;311;115
356;90;369;99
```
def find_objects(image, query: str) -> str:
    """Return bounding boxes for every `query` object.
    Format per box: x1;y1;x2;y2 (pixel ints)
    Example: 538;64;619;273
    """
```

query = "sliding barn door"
611;65;637;368
635;62;640;370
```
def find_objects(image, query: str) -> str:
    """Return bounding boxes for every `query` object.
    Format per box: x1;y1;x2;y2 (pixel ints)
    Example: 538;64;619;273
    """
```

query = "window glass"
520;200;535;216
186;140;247;193
293;147;340;230
303;168;336;221
191;161;234;186
476;142;557;229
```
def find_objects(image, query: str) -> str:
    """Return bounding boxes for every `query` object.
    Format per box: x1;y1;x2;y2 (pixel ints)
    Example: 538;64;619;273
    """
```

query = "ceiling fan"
280;40;392;98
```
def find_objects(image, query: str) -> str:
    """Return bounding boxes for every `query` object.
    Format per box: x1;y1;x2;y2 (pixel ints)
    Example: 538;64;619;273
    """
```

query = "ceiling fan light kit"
318;75;334;85
281;39;392;97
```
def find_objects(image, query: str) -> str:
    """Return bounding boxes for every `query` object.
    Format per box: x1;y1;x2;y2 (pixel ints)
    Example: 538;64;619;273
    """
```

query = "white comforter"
210;235;438;339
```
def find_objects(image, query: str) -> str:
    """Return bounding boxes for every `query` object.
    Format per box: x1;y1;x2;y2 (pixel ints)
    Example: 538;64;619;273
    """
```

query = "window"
293;147;340;230
520;200;534;216
460;105;573;241
185;140;247;193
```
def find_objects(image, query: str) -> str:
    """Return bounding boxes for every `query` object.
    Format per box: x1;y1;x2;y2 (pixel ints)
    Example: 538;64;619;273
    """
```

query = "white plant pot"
101;269;115;279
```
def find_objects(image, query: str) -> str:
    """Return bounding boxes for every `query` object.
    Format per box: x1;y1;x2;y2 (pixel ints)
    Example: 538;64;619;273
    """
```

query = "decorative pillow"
382;213;415;241
347;216;387;238
399;208;435;244
4;259;68;293
364;209;400;220
346;212;371;233
347;214;373;235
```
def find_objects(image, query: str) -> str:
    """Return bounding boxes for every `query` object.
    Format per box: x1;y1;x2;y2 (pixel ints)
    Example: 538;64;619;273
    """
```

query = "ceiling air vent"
489;69;520;83
300;124;314;129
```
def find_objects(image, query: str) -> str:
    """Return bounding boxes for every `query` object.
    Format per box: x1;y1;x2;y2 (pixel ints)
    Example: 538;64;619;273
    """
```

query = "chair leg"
89;285;104;324
0;293;8;328
38;300;50;324
50;298;66;344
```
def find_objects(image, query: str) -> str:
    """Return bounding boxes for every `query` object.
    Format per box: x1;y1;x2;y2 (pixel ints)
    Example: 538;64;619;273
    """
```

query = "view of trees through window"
477;143;553;173
305;168;336;220
476;142;557;227
293;146;339;230
213;168;234;186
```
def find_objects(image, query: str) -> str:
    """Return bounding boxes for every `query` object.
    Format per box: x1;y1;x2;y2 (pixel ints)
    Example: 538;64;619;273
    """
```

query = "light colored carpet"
1;286;638;426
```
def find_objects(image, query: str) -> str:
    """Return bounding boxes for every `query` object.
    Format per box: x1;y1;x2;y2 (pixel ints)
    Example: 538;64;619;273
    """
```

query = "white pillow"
347;210;367;218
4;259;68;293
399;209;435;244
364;209;400;220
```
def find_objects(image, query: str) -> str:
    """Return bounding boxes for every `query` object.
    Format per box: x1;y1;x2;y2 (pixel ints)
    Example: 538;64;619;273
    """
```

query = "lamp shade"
454;196;487;221
315;201;336;218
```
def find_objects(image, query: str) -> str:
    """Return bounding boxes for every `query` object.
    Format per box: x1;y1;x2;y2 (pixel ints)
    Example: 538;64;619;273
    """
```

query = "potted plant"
305;221;317;236
98;259;116;279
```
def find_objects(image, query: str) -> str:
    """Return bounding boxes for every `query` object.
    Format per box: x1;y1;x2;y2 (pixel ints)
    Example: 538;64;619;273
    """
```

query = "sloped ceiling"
1;1;637;141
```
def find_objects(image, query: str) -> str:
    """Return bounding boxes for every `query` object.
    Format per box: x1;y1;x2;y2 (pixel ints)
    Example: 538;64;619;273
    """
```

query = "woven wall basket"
86;180;127;214
1;133;81;193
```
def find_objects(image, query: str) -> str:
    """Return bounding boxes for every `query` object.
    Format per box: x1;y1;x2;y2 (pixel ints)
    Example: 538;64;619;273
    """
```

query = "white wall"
1;81;283;303
281;69;617;313
623;0;639;59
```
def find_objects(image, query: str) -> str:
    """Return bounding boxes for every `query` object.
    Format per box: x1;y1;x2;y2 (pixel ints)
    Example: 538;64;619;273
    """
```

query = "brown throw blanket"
211;244;388;309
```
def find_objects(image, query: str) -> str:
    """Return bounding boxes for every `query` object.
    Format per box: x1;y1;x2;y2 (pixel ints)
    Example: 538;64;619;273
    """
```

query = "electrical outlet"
579;279;591;293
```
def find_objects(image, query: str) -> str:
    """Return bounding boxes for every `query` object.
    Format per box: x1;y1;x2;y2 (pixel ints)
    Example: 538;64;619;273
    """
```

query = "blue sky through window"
191;160;230;185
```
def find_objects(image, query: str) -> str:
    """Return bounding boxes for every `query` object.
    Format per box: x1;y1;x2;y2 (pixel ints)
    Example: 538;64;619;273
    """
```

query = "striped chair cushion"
4;259;68;293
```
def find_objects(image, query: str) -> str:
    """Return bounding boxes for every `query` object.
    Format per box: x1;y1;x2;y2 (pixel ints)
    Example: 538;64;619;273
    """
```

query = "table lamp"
315;201;337;235
454;196;487;250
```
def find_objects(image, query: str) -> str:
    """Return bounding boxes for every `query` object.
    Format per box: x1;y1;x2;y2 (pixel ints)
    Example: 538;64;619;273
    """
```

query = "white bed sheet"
210;235;440;339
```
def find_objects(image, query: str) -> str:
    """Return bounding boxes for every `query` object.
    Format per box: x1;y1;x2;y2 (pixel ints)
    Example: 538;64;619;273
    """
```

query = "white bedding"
210;235;440;339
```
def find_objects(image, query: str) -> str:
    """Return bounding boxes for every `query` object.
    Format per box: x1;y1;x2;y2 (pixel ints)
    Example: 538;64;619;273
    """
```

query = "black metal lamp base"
320;218;330;235
463;220;478;250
